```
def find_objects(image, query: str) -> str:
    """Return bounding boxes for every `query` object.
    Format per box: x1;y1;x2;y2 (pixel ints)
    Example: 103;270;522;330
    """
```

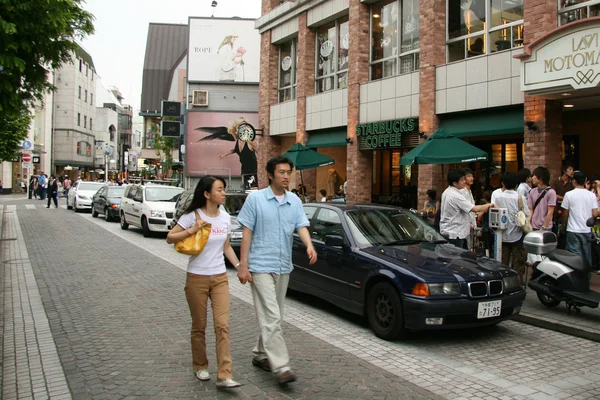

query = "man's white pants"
250;273;290;375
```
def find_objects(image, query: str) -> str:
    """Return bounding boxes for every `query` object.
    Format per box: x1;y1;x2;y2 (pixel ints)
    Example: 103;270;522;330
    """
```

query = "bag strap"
518;195;524;212
533;188;549;213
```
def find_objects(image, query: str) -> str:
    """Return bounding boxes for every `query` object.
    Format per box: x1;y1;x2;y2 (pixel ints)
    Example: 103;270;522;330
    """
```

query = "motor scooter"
524;221;600;314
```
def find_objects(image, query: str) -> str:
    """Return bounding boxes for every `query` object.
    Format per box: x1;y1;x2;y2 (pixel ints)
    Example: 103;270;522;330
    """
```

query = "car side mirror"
325;235;345;248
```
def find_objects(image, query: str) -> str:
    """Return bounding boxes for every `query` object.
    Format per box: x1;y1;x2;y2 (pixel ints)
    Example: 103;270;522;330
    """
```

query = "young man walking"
528;166;557;231
236;156;317;385
461;168;477;250
440;169;494;249
562;171;600;263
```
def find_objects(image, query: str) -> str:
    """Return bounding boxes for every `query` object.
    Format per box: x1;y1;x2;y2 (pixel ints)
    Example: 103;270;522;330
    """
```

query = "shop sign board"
187;17;260;83
521;23;600;93
356;118;418;150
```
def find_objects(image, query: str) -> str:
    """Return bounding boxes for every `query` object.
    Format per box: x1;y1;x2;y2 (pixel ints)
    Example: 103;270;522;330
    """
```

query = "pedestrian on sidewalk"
236;156;317;385
46;175;59;208
528;166;557;232
38;172;47;200
461;168;477;251
166;176;242;389
440;169;494;250
493;172;528;282
561;171;600;264
29;175;38;199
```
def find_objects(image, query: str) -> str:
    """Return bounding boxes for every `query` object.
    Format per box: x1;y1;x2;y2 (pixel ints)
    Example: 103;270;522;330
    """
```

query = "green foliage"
0;111;33;161
0;0;95;115
153;134;178;172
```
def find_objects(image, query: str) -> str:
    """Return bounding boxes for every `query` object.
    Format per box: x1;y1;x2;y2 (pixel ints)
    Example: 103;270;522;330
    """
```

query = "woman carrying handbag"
166;176;242;389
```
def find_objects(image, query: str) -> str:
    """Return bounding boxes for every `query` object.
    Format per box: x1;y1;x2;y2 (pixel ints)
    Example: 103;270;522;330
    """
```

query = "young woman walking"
166;176;241;389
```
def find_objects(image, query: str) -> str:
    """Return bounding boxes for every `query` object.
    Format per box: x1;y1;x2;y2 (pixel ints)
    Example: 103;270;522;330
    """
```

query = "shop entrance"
372;148;418;208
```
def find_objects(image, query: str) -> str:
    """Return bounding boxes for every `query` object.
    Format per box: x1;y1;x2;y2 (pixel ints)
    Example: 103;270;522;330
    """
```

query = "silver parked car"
67;181;105;212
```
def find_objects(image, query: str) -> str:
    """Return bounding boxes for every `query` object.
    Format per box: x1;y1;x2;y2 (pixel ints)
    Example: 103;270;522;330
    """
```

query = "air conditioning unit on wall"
192;90;209;107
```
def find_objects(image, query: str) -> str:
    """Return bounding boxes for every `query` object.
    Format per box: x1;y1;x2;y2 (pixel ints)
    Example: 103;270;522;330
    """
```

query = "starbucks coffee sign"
356;118;418;150
520;20;600;93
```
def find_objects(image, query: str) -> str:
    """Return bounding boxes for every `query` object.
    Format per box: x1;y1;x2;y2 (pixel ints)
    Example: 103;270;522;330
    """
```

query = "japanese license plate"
477;300;502;319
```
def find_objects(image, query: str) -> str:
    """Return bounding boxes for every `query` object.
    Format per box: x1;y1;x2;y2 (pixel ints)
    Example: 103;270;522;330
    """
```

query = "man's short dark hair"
462;168;474;176
426;189;437;200
501;172;518;190
447;169;466;186
562;162;575;174
533;166;551;185
573;171;587;186
320;189;326;196
517;168;531;184
266;156;294;179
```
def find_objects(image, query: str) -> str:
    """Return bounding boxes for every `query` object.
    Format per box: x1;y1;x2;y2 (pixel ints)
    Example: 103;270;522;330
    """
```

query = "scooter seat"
547;249;590;273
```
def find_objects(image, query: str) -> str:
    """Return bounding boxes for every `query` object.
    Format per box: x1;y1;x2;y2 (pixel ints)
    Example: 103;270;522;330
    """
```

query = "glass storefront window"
316;18;349;93
278;39;297;102
559;0;600;25
447;0;523;62
370;0;420;80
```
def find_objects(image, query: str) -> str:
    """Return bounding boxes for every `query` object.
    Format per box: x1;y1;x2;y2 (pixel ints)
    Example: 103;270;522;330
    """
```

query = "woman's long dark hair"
184;176;227;214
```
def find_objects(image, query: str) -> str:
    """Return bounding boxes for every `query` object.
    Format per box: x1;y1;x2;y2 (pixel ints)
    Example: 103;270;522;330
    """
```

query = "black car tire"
142;217;151;238
120;213;129;230
105;208;111;222
367;282;407;340
537;277;561;308
92;208;98;218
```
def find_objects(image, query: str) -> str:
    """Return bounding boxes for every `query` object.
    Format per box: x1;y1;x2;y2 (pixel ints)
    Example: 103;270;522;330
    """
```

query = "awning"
306;129;347;148
439;108;524;138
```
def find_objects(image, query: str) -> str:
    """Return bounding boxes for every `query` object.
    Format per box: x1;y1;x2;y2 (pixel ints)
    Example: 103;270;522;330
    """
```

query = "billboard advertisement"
186;112;259;185
187;17;260;83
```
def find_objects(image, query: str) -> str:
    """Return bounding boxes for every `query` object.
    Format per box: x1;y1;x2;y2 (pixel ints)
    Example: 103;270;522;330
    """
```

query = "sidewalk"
515;274;600;342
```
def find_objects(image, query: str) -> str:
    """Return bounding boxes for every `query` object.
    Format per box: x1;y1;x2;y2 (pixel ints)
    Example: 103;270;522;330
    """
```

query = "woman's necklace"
201;207;219;218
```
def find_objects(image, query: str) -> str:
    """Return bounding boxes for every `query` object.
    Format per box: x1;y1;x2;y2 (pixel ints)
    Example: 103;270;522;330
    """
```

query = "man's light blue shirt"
237;186;309;274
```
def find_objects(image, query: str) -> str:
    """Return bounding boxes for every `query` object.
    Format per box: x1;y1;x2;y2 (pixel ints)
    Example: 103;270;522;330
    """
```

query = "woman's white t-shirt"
177;208;231;276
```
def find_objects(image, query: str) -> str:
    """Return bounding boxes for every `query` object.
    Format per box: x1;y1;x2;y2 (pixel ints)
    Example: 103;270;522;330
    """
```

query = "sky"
80;0;262;111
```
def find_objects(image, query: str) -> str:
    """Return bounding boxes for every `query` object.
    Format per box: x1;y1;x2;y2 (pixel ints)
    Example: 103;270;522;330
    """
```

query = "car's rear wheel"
92;207;98;218
367;282;406;340
120;212;129;230
537;277;561;308
105;208;111;222
142;217;151;237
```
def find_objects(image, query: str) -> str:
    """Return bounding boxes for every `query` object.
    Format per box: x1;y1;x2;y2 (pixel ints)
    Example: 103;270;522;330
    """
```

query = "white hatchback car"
120;184;183;237
67;181;105;212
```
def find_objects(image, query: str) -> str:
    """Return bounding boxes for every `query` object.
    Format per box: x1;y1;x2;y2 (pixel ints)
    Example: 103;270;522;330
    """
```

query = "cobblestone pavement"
3;200;600;400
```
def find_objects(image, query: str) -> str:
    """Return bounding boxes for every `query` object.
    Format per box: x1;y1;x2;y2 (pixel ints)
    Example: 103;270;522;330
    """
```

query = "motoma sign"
520;18;600;93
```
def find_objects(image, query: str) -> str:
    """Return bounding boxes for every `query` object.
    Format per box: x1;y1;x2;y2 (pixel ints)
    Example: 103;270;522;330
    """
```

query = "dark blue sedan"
290;204;526;340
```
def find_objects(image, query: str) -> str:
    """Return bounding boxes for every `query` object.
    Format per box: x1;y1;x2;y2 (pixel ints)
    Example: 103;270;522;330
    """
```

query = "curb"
513;312;600;343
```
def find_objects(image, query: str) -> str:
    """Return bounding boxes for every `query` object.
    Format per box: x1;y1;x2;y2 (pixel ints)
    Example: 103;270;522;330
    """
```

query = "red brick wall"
523;0;562;181
346;0;372;204
257;30;281;189
262;0;282;14
417;0;447;207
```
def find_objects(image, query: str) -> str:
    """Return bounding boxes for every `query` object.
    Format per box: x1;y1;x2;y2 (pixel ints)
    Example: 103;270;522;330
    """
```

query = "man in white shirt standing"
440;169;494;249
562;171;600;264
494;172;527;282
461;168;477;251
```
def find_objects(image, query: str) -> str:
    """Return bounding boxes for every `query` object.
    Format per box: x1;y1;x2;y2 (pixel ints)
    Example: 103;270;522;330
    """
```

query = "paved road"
2;198;600;400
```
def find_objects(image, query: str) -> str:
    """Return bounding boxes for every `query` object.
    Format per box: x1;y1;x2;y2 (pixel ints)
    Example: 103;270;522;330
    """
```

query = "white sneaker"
195;369;210;381
216;378;241;389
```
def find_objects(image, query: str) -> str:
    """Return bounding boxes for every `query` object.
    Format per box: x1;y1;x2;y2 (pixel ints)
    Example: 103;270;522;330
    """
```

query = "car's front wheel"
367;282;406;340
141;217;151;237
105;208;111;222
120;213;129;230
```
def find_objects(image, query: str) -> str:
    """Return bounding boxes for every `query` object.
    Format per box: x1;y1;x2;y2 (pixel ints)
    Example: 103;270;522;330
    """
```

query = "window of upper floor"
559;0;600;25
77;113;81;126
90;93;93;105
85;89;88;103
278;39;298;103
90;118;93;130
84;115;87;128
79;59;82;72
447;0;524;63
86;64;89;77
316;16;349;93
77;141;91;157
78;86;82;99
370;0;420;80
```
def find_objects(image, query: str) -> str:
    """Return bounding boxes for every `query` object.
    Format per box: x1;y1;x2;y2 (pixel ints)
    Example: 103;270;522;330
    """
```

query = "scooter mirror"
586;217;596;227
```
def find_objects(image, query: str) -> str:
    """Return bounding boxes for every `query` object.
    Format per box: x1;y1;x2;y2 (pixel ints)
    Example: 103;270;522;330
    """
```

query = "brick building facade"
256;0;600;206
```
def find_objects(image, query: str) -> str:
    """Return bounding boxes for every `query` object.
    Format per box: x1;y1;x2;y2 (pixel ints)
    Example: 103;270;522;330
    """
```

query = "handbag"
516;195;533;234
174;210;212;256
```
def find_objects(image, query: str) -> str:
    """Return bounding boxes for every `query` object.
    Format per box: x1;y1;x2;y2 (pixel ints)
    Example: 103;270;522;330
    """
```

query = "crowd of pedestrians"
434;164;600;280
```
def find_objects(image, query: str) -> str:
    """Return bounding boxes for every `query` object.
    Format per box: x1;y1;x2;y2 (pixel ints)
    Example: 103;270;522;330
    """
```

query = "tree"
0;111;33;161
0;1;94;161
153;135;178;176
0;0;95;115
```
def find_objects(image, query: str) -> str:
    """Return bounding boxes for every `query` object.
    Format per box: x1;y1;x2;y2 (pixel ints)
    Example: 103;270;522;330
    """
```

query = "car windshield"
145;187;183;202
79;182;104;191
345;208;446;248
107;187;125;198
224;195;246;216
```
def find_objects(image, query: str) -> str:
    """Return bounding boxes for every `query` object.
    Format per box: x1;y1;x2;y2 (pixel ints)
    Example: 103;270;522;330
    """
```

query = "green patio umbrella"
400;129;488;166
282;143;335;194
282;143;335;170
